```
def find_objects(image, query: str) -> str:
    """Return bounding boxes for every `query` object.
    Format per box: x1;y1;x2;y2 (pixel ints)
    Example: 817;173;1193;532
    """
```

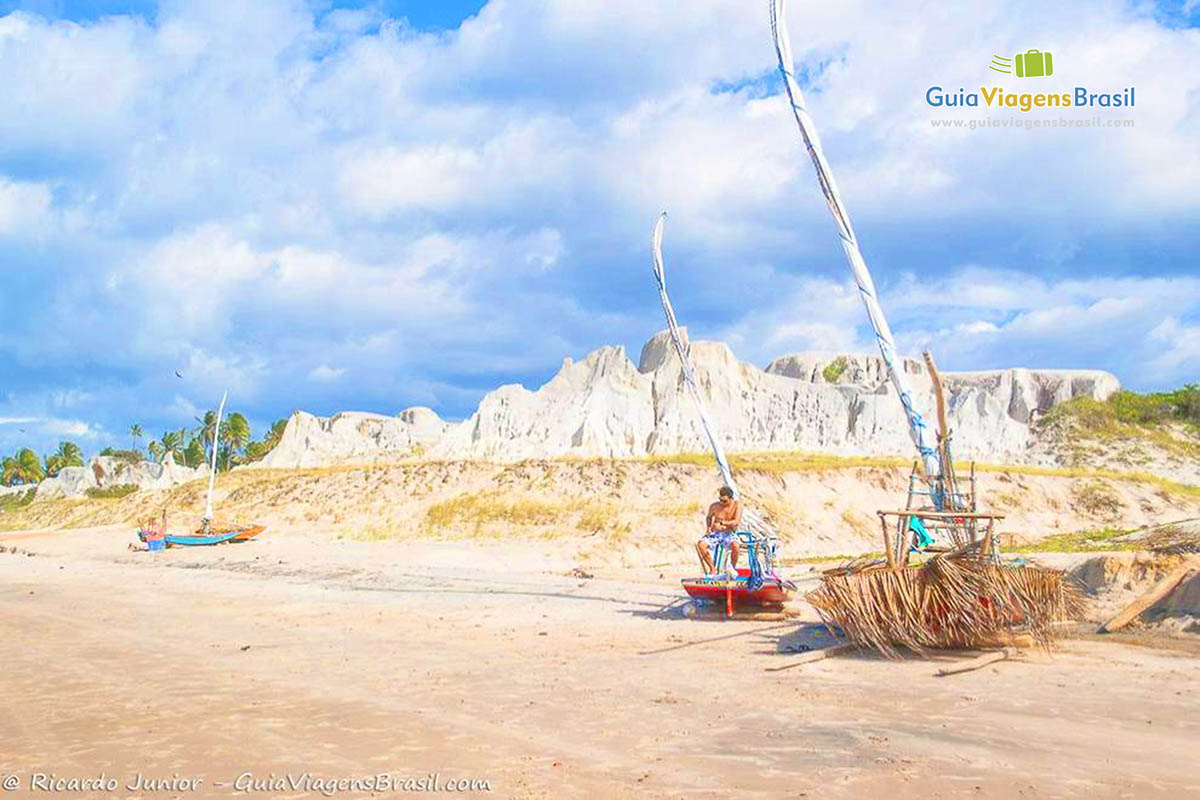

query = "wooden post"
881;514;896;569
969;461;977;512
1100;564;1197;633
922;350;950;447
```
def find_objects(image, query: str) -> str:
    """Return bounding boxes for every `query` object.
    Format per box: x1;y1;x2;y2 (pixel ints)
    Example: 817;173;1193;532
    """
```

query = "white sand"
2;523;1198;799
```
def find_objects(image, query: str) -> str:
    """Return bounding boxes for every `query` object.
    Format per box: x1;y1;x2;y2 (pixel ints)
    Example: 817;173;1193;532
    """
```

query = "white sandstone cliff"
431;330;1117;462
250;407;450;469
251;331;1119;467
34;453;203;499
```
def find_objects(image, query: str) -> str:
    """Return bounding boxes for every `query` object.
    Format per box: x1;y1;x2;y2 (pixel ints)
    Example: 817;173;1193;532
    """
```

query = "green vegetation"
43;441;83;477
191;410;287;470
103;412;288;473
85;483;138;499
1038;384;1200;467
98;448;143;464
1;448;45;486
1043;384;1200;432
821;355;850;383
0;487;36;510
3;441;86;487
244;418;288;463
1010;527;1139;554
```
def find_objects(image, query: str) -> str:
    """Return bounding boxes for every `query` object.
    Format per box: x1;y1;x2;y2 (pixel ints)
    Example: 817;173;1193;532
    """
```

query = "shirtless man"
696;486;742;575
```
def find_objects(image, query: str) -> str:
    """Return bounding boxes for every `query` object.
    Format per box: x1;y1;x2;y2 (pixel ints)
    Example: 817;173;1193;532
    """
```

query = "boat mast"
651;213;738;494
203;390;227;523
769;0;941;482
651;213;776;540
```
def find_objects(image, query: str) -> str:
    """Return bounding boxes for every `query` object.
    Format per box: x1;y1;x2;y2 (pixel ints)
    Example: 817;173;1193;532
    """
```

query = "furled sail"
651;213;777;540
769;0;940;480
203;390;228;523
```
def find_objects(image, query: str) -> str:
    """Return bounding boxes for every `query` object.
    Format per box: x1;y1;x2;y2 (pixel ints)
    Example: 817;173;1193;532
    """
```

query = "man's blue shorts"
700;530;736;549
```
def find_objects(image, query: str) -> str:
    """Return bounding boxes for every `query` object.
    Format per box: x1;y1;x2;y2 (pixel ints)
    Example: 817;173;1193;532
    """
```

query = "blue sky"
0;0;1197;455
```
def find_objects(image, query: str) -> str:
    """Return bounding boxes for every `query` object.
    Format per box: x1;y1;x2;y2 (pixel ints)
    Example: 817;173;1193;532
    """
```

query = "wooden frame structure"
877;509;1005;569
874;351;1005;568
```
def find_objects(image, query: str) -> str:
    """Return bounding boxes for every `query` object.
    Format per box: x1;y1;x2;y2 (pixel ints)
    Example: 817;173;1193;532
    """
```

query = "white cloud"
0;0;1196;449
41;418;95;438
716;266;1200;390
308;364;345;383
1148;317;1200;375
0;414;95;438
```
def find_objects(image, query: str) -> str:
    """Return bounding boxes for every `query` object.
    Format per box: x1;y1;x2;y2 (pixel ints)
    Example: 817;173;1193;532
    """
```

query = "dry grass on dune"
1;455;1197;564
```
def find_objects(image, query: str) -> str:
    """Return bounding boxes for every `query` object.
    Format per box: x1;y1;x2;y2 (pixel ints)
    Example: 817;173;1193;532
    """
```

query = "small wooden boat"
682;568;794;616
650;215;796;620
165;530;243;547
133;392;266;551
226;524;265;541
165;390;267;548
163;523;265;548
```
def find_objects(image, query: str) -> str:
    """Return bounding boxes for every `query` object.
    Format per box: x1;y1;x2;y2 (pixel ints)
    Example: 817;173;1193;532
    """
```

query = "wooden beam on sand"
1099;563;1197;633
764;643;856;672
936;647;1015;677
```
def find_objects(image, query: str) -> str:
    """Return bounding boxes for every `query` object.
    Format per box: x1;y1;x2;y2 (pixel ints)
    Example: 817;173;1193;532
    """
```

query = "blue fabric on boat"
909;516;934;548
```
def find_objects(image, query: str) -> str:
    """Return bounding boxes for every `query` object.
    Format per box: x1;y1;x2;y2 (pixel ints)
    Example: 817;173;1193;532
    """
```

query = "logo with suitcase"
989;50;1054;78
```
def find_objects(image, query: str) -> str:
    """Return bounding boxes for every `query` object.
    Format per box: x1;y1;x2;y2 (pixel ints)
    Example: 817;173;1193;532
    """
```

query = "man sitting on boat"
696;486;742;576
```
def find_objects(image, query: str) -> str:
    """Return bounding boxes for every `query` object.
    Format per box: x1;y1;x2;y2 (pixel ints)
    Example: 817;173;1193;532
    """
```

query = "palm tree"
15;448;44;484
243;418;288;463
183;437;205;468
129;424;144;452
224;412;251;465
148;441;164;462
158;430;182;463
56;441;83;469
194;410;218;462
1;455;20;486
265;418;287;448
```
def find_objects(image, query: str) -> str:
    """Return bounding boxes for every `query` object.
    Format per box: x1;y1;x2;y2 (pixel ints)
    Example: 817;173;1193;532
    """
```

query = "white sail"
769;0;941;479
203;390;227;522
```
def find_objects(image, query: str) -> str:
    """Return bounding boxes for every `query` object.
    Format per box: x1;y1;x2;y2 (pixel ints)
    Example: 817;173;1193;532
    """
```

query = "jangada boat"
682;562;795;616
650;215;795;616
137;391;267;549
165;523;265;547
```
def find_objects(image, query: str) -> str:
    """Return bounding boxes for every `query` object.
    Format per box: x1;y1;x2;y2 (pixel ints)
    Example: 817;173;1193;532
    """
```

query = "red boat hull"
681;574;792;607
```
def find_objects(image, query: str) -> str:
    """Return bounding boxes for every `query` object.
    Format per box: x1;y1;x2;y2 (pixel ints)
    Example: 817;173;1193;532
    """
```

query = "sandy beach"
2;0;1198;798
2;524;1197;799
